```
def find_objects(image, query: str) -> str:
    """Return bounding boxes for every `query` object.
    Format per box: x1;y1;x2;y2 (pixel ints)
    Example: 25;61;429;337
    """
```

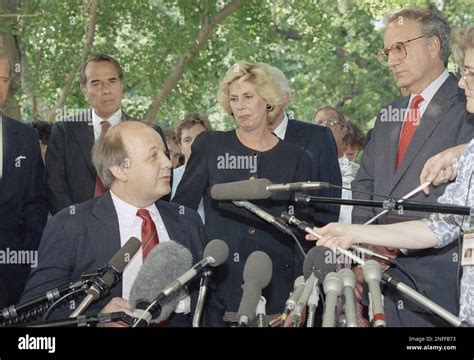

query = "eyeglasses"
376;35;425;65
317;119;344;128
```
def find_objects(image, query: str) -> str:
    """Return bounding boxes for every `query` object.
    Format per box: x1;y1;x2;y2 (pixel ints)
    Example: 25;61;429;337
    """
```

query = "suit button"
248;227;256;235
285;264;290;269
249;176;256;180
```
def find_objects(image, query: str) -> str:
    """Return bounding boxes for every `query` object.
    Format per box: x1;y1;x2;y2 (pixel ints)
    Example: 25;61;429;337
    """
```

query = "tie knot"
100;120;111;135
410;95;424;109
137;208;152;220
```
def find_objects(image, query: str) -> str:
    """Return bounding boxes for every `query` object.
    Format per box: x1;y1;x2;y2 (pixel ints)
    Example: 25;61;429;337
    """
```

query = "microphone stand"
1;279;92;325
192;269;212;328
294;194;472;216
20;311;135;328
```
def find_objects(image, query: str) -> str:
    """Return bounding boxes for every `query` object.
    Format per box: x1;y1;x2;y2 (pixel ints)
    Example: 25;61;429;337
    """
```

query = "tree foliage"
0;0;471;131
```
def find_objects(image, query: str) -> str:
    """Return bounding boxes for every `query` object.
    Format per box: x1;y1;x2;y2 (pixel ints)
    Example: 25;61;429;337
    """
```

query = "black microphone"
211;178;329;200
237;251;273;327
69;237;141;318
130;241;193;327
132;239;229;327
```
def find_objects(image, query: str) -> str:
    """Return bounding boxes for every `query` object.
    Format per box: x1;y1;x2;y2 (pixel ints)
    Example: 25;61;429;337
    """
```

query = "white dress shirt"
92;108;122;141
406;69;449;118
272;114;289;140
110;191;190;314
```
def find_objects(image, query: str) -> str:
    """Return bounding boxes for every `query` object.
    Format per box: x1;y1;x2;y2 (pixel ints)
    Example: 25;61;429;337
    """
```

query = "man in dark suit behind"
0;55;48;307
268;65;342;227
352;8;474;326
22;121;221;326
46;54;167;215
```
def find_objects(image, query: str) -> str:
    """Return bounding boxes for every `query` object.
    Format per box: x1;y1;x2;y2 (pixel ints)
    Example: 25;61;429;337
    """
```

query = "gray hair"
386;7;451;67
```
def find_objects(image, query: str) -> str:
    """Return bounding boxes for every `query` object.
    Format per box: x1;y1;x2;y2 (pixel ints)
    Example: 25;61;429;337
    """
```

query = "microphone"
363;260;386;327
237;251;273;327
281;275;305;322
132;239;229;327
69;236;141;318
291;246;336;327
337;268;358;327
267;181;330;192
192;269;213;328
130;241;193;327
211;179;272;200
256;296;267;328
232;201;293;235
322;272;343;327
211;178;329;200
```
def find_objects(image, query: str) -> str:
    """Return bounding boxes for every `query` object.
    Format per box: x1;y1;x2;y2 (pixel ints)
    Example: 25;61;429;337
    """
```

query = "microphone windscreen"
129;241;193;322
303;246;336;281
243;251;273;288
109;236;141;273
204;239;229;267
211;178;272;200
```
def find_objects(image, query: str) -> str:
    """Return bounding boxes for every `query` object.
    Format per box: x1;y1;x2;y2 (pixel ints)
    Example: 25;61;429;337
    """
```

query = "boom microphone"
69;236;141;318
211;178;329;200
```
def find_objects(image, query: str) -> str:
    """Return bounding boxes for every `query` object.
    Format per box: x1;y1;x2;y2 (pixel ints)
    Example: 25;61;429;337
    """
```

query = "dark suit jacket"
286;118;342;226
352;74;474;326
45;110;168;215
21;193;221;326
0;115;48;307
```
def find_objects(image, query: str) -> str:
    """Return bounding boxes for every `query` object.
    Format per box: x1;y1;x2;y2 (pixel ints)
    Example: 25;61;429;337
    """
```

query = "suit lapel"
390;75;458;192
87;192;122;272
0;116;19;195
156;201;191;251
72;110;95;177
383;99;408;184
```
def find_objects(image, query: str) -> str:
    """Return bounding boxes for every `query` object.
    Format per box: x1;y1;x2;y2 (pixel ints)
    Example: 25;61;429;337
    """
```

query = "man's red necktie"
136;208;159;260
396;95;424;168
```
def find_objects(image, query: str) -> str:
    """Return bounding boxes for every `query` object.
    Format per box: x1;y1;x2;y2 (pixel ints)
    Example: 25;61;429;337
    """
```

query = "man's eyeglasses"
317;119;344;128
376;35;425;66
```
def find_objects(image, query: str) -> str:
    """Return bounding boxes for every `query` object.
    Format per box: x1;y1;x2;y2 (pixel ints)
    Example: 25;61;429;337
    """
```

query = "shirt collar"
273;113;289;140
92;108;122;128
410;69;449;106
110;190;159;228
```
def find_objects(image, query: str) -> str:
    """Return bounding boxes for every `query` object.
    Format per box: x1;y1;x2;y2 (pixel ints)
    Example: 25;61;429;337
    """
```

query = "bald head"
92;121;172;207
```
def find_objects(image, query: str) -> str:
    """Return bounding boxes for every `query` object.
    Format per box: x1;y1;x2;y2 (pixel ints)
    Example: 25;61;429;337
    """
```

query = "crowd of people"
1;6;473;327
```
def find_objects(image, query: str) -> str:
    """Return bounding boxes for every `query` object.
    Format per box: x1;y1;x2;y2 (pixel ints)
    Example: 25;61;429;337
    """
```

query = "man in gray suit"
46;54;166;215
352;8;474;326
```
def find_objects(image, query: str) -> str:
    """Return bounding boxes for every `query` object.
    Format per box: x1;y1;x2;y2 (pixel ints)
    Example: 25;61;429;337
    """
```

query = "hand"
420;144;466;194
97;297;133;328
305;223;356;252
